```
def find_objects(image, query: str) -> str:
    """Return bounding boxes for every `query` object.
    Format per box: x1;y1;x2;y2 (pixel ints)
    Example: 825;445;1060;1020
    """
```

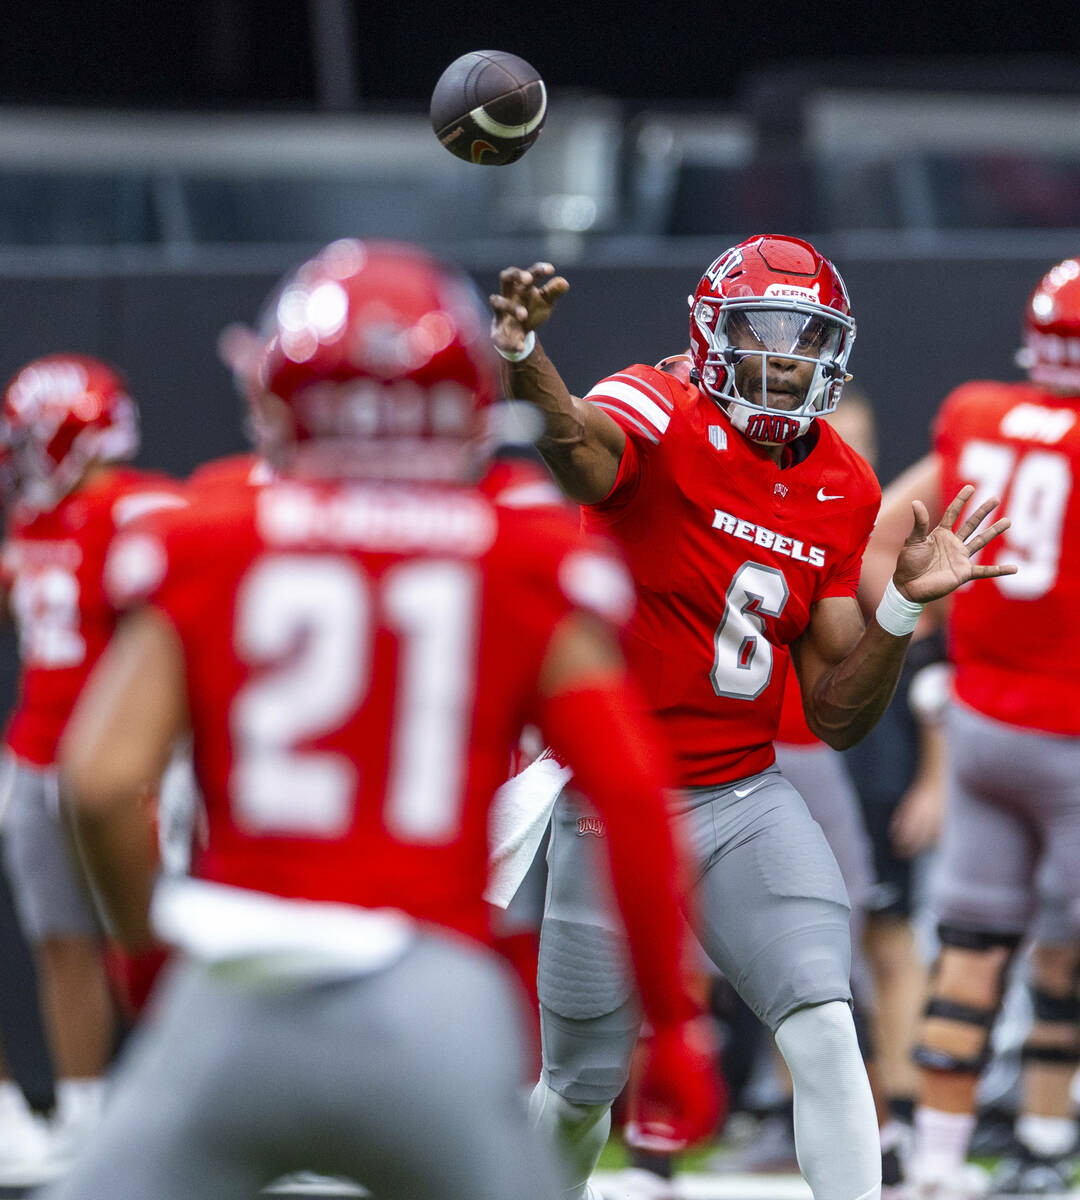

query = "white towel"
485;752;573;908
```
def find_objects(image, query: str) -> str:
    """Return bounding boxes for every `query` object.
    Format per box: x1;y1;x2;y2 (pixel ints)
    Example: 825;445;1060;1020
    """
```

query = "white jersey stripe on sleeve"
608;372;674;413
584;379;671;436
590;401;660;445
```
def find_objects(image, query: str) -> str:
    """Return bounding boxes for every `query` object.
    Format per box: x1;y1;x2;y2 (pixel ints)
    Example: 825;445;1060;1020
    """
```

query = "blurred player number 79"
430;50;547;165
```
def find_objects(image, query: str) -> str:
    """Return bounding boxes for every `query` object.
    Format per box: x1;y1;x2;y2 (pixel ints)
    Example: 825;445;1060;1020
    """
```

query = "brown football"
430;50;547;166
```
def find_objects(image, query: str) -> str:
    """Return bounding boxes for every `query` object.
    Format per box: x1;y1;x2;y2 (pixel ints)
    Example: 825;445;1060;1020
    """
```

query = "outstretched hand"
489;262;570;357
893;484;1016;604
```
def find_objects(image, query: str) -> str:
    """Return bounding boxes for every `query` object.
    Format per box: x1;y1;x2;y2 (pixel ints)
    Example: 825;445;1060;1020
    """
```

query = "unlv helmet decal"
688;235;856;446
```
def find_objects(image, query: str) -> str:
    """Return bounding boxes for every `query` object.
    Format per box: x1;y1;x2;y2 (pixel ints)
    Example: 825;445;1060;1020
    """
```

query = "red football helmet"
259;239;497;482
0;354;139;514
688;234;856;445
1016;256;1080;392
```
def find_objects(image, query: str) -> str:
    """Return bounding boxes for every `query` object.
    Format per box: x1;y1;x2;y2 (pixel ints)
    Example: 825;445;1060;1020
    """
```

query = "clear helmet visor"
725;308;845;364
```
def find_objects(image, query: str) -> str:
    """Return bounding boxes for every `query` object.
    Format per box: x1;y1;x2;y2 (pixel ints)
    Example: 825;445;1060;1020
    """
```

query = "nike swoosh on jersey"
817;487;844;501
732;779;769;799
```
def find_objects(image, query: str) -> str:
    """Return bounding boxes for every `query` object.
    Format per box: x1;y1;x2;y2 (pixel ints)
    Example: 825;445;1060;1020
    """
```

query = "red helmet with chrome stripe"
688;234;856;445
0;354;139;514
260;239;497;482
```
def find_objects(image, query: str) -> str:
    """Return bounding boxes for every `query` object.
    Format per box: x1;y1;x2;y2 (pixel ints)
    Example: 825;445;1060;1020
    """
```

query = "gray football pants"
39;935;560;1200
774;741;876;1013
1;755;101;939
934;702;1080;935
539;768;853;1104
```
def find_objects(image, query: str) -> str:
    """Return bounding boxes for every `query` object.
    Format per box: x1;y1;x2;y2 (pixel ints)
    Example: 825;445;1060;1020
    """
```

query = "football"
430;50;547;166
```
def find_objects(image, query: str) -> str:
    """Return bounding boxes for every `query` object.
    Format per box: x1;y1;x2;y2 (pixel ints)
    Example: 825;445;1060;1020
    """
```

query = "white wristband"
494;330;536;363
875;578;925;638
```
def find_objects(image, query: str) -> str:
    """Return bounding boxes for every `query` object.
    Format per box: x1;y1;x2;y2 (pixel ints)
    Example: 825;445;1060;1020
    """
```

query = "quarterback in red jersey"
0;354;183;1164
490;235;1014;1200
43;240;720;1200
864;257;1080;1197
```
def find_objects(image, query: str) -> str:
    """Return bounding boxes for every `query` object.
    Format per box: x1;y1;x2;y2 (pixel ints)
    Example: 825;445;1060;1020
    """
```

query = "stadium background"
0;2;1077;1193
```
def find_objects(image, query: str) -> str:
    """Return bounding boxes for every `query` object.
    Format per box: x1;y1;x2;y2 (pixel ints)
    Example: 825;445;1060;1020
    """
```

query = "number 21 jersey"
105;478;635;945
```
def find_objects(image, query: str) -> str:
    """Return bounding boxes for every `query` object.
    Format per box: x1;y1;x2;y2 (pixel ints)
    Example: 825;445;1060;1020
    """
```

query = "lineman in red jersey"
41;241;720;1200
0;354;183;1162
863;257;1080;1198
490;235;1015;1200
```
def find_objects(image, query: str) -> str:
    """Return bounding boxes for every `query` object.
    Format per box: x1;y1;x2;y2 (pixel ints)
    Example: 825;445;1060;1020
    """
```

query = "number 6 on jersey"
710;562;789;700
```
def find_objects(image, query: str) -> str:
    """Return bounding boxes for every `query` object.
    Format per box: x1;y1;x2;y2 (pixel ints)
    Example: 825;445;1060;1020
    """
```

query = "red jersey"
186;452;274;493
583;363;879;785
478;455;567;510
105;478;635;947
934;380;1080;734
1;468;185;766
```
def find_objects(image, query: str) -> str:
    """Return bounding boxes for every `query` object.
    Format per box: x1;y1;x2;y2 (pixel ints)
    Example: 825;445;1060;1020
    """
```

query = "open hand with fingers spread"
489;263;570;358
893;484;1017;604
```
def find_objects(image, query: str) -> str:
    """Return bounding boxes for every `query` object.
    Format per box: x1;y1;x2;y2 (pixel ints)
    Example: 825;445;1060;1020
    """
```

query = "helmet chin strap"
693;356;818;445
724;399;812;445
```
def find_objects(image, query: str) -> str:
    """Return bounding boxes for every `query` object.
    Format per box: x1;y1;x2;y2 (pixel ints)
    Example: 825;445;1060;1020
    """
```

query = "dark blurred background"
0;0;1077;478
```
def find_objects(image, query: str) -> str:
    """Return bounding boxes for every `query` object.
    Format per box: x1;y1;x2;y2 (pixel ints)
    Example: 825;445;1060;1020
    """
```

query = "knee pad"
537;920;634;1020
539;996;640;1106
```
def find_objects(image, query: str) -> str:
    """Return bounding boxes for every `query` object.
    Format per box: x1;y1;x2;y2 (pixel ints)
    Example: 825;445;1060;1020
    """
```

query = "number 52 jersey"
1;468;184;767
583;363;880;787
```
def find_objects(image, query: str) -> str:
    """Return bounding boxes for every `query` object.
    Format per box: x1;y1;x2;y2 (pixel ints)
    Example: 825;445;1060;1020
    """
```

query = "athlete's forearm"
65;793;157;948
502;337;584;444
502;340;623;504
804;621;911;749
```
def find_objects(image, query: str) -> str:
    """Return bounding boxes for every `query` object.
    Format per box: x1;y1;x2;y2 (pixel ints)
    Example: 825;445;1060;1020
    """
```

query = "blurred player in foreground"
864;256;1080;1199
0;356;182;1169
491;234;1014;1200
42;240;720;1200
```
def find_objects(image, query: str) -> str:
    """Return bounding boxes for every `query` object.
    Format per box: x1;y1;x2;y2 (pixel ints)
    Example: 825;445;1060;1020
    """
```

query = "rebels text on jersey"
105;479;635;945
934;381;1080;734
583;364;879;785
1;469;185;766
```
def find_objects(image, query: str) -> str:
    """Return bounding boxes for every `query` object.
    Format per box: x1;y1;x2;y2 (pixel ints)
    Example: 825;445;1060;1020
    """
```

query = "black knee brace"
1021;1043;1080;1066
912;998;998;1074
1022;985;1080;1066
1030;985;1080;1025
936;923;1023;953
